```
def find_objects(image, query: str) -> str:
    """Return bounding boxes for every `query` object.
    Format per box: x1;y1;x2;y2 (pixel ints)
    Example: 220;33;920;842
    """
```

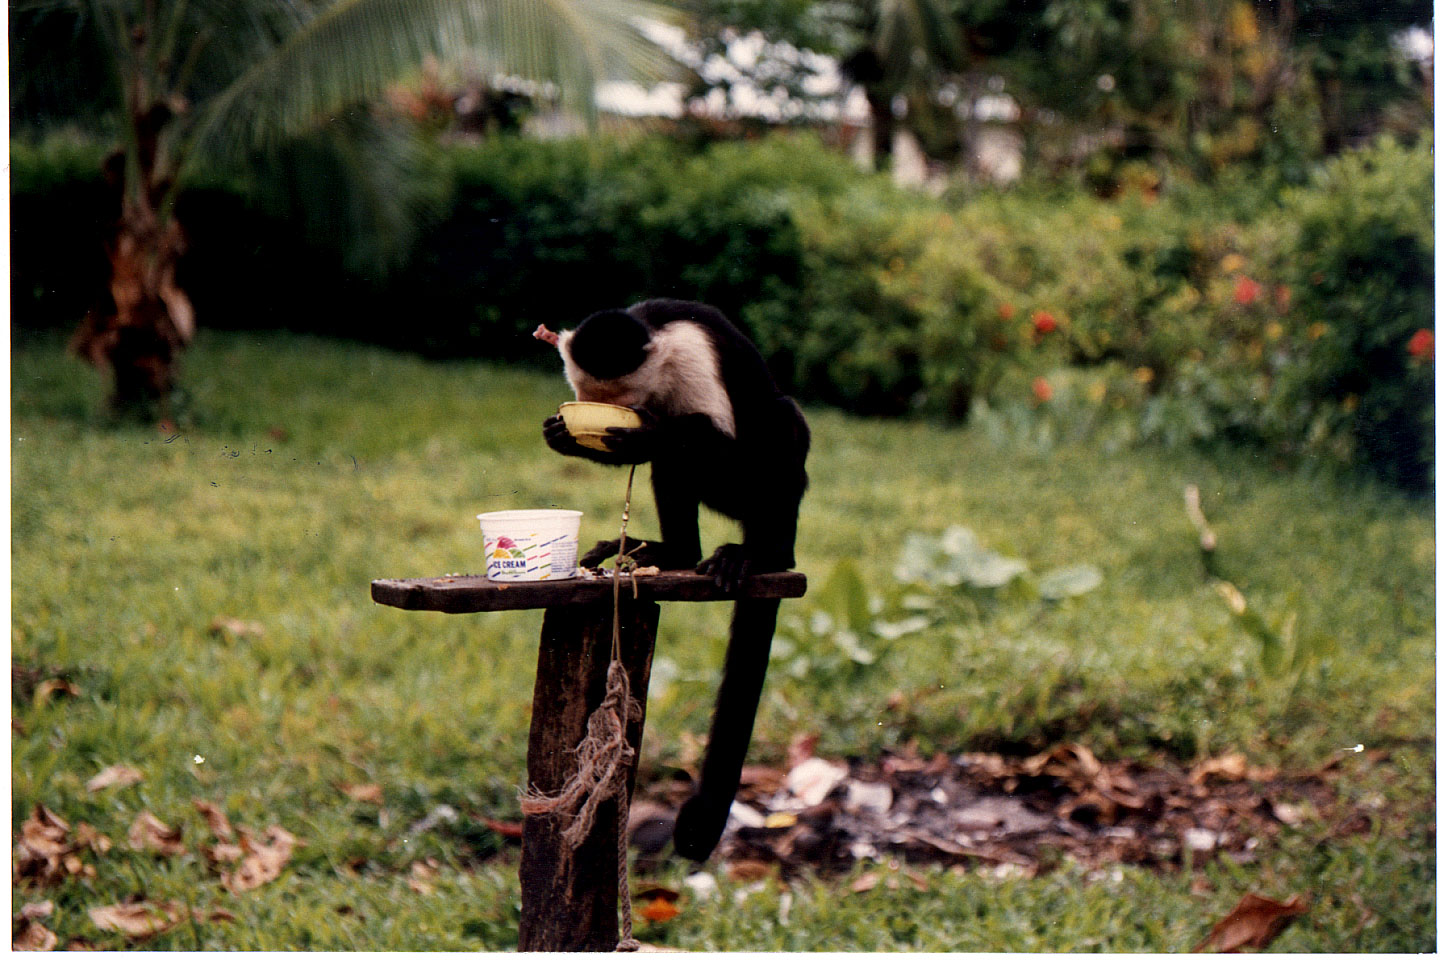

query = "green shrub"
1272;136;1435;488
9;132;113;331
11;129;1432;486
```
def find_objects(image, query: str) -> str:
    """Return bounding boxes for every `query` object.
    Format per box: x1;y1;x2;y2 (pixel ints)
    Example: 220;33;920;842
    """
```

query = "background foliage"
13;128;1433;485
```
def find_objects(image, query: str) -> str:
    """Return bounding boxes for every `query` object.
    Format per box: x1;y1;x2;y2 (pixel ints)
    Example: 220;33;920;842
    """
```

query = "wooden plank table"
370;570;807;951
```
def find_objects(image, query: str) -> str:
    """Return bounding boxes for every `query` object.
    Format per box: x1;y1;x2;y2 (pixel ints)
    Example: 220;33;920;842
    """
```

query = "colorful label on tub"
485;532;577;581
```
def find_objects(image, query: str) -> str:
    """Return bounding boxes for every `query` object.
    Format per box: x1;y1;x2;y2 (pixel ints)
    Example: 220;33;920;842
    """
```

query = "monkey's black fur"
541;299;809;861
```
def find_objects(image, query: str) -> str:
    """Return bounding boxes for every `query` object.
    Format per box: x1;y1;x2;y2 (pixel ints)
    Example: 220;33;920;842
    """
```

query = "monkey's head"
567;309;651;379
556;309;655;406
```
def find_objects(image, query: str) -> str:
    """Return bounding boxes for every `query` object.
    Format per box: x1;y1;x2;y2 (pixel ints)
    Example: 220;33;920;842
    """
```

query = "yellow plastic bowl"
558;402;642;450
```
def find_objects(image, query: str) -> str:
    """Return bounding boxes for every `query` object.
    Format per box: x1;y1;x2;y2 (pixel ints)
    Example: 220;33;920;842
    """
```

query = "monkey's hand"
597;406;664;464
697;543;751;592
542;414;587;456
542;414;631;465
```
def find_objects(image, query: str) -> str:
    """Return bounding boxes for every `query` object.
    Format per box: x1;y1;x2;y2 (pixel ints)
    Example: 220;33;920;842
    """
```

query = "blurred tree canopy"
686;0;1431;179
9;0;670;412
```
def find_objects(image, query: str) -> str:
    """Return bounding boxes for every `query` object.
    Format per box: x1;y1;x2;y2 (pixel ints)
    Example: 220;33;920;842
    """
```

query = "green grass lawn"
11;330;1435;950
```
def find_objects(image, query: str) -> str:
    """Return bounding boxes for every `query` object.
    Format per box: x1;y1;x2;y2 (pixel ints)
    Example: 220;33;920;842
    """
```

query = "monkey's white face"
573;380;646;407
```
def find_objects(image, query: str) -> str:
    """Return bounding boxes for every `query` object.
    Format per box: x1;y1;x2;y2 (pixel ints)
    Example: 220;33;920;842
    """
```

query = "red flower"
1407;329;1435;363
1233;276;1262;306
1032;376;1053;403
997;302;1016;320
1032;310;1058;336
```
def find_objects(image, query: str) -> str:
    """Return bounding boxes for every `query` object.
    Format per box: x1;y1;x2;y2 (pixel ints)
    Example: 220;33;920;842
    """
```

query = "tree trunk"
71;88;194;416
867;87;896;171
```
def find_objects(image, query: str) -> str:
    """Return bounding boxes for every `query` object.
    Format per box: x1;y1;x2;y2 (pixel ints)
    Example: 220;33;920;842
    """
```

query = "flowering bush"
12;130;1432;486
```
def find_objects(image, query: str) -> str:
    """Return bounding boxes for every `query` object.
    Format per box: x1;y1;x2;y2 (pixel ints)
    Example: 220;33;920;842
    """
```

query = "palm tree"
836;0;965;169
11;0;672;414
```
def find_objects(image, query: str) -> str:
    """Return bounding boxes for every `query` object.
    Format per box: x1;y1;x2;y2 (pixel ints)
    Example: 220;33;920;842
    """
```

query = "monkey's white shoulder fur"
559;321;736;438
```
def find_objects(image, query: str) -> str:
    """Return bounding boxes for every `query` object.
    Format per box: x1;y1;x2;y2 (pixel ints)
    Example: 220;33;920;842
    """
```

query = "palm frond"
873;0;964;85
192;0;677;160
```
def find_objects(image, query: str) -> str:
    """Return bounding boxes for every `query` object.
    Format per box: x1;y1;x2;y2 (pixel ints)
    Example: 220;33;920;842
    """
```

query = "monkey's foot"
580;538;676;570
696;543;750;592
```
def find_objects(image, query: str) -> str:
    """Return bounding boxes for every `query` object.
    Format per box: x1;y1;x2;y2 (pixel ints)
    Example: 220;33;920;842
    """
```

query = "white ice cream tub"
477;509;583;581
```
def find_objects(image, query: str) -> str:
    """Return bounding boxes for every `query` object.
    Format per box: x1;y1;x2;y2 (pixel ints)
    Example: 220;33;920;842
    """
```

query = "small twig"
1184;484;1221;578
1183;484;1217;552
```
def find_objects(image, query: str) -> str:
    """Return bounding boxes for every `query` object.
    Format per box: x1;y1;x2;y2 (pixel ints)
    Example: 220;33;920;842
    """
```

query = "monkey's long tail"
671;596;780;861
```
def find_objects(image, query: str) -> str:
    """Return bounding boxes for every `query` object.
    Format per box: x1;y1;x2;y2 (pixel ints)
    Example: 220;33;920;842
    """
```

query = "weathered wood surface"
518;599;660;952
371;570;807;613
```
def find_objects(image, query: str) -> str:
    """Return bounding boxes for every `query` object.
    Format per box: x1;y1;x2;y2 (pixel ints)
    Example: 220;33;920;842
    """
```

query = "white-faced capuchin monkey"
535;298;809;861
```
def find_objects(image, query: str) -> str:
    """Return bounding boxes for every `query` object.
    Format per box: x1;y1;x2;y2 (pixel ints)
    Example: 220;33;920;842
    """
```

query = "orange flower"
637;899;680;923
1407;329;1435;363
1031;310;1057;336
1274;284;1292;314
1233;276;1261;306
1032;377;1053;403
998;302;1016;320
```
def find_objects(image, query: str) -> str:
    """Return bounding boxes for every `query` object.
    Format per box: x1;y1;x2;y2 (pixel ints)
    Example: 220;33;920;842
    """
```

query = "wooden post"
370;571;806;952
519;598;659;951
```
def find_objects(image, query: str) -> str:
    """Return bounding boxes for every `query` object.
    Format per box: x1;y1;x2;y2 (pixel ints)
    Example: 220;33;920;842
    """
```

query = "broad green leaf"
822;558;873;634
1036;564;1104;599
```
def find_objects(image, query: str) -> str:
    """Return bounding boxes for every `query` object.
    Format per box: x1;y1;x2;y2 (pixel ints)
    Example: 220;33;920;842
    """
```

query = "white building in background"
553;23;1026;189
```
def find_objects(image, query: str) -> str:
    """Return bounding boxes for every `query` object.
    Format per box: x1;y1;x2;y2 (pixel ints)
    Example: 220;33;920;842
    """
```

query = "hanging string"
611;464;641;952
518;464;643;952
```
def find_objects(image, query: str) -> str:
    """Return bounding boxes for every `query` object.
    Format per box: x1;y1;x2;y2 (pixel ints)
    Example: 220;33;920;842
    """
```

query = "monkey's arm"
580;459;703;572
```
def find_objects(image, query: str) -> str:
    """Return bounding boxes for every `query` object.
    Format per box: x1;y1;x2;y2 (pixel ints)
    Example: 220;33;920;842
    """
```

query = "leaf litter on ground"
630;739;1347;883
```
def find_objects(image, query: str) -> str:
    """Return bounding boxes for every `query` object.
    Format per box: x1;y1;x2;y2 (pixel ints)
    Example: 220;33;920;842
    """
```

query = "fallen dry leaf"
88;901;184;940
127;812;186;857
85;765;143;793
339;783;384;805
1268;801;1304;826
633;885;681;910
1192;892;1307;952
726;860;775;882
13;918;58;951
1022;743;1102;780
71;824;112;856
21;806;71;858
204;842;246;864
786;757;848;806
33;679;80;706
407;860;438;895
208;618;264;641
19;901;55;921
787;733;819;770
850;871;880;893
63;938;101;950
14;806;73;887
1189;754;1249;786
738;765;787;796
483;818;524;839
222;826;298;894
193;800;234;840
